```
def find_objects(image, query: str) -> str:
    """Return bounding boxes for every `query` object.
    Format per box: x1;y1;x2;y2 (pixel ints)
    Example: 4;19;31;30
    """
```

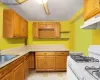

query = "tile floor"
27;71;67;80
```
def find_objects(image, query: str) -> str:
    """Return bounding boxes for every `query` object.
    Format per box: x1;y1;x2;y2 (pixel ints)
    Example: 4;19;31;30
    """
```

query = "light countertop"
0;44;69;68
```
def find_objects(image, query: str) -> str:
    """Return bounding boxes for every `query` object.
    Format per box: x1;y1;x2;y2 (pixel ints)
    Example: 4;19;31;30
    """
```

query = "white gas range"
67;45;100;80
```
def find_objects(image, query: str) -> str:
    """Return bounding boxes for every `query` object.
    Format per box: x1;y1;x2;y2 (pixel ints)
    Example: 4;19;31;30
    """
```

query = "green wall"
73;17;92;56
27;22;74;49
0;4;25;50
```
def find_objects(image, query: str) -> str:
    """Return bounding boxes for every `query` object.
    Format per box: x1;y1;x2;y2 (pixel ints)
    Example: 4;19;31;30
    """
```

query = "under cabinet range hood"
81;15;100;29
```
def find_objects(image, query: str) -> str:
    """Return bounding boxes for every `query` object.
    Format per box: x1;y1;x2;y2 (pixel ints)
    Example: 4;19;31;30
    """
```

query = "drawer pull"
44;53;47;54
61;53;64;54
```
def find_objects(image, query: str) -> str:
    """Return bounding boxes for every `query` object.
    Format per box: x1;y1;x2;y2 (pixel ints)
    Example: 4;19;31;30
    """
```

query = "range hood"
81;15;100;29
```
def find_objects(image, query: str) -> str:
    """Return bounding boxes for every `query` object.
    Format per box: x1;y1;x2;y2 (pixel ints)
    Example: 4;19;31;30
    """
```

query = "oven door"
67;66;78;80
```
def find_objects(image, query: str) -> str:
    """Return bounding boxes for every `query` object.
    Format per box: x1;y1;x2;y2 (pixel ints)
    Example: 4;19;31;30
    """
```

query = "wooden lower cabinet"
29;53;35;69
24;58;29;79
36;52;68;71
55;56;67;71
0;53;32;80
46;56;55;71
12;63;24;80
1;72;12;80
36;56;46;71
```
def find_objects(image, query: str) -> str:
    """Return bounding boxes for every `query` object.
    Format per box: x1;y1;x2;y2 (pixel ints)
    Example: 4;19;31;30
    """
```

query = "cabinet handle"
44;53;47;54
61;53;64;54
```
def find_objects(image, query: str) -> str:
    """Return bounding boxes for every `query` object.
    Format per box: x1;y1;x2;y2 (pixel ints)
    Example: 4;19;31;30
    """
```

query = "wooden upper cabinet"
20;17;28;38
3;9;14;38
33;22;38;39
38;22;46;28
54;22;60;38
33;22;60;39
84;0;100;21
14;12;21;37
3;9;28;38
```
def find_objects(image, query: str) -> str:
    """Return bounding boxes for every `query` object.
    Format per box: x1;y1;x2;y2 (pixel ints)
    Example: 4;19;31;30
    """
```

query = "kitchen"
0;0;100;80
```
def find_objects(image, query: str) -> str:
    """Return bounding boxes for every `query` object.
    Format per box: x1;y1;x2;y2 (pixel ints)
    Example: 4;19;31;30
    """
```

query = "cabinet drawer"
56;52;69;56
36;52;55;56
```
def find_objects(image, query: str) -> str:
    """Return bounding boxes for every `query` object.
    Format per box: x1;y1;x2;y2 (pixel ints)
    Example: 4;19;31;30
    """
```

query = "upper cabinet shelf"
84;0;100;21
60;31;70;33
3;9;28;38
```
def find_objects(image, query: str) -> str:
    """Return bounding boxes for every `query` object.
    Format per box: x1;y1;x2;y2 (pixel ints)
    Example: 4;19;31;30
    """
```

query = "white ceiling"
6;0;83;21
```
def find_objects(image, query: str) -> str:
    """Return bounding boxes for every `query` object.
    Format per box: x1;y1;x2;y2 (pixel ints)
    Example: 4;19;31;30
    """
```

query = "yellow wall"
73;17;92;56
27;22;74;50
0;4;25;50
92;30;100;44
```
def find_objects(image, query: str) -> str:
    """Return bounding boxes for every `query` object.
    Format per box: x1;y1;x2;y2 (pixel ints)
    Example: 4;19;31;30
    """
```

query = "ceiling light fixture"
16;0;28;4
36;0;48;4
36;0;50;15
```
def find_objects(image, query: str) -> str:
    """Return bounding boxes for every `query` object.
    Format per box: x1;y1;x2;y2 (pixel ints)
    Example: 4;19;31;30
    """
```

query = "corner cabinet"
35;51;69;71
84;0;100;21
33;22;60;39
3;9;28;38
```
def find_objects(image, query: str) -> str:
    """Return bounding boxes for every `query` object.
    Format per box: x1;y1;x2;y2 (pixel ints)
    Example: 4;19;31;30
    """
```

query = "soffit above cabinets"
5;0;83;21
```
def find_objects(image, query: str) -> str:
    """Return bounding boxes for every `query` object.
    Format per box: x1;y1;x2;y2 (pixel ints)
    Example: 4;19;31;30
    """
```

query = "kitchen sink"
0;55;18;64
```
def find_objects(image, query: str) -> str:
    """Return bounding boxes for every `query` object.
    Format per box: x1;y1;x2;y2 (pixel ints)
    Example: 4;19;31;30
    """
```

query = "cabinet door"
29;53;35;69
46;22;54;28
84;0;94;20
3;9;14;38
24;58;29;79
24;20;28;38
13;12;21;37
55;56;67;71
84;0;100;21
38;22;46;28
54;22;60;38
46;56;55;71
21;18;28;38
12;63;24;80
33;22;39;38
36;56;46;71
1;72;12;80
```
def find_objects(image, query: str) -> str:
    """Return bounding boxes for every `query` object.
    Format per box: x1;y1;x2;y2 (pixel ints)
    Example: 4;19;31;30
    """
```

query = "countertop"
0;44;69;68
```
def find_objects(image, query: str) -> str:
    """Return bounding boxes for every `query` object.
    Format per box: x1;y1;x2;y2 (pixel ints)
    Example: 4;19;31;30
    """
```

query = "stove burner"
70;55;99;63
85;66;100;80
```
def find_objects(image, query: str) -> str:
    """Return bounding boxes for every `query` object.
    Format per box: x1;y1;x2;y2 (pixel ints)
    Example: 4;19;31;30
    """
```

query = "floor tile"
27;71;67;80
